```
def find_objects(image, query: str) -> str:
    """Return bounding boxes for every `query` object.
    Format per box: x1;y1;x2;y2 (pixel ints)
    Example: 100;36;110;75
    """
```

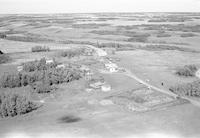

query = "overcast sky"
0;0;200;14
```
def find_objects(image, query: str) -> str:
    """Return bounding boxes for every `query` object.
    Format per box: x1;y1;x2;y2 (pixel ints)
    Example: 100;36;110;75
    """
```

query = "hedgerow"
31;46;50;52
59;48;85;58
1;68;81;88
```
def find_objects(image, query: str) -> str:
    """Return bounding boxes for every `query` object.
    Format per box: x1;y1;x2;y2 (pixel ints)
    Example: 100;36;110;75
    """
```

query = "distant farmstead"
104;63;118;73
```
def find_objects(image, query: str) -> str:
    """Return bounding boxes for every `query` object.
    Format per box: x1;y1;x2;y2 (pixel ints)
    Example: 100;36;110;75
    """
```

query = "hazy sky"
0;0;200;14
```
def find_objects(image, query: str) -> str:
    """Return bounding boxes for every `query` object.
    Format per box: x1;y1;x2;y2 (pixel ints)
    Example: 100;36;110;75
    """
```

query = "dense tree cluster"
0;92;37;118
170;80;200;97
0;58;82;93
176;65;197;77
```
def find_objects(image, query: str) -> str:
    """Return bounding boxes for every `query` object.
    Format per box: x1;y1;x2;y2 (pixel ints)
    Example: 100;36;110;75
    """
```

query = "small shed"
56;64;65;69
89;81;104;89
87;76;105;89
105;63;118;68
101;84;111;92
46;59;54;64
196;69;200;78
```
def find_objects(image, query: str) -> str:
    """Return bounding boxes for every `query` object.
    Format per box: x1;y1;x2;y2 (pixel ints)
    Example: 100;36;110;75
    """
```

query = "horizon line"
0;11;200;15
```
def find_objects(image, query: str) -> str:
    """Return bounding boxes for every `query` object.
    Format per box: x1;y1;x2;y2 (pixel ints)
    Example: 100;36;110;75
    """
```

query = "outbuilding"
56;64;65;69
17;66;23;72
196;69;200;78
101;84;111;92
46;59;54;64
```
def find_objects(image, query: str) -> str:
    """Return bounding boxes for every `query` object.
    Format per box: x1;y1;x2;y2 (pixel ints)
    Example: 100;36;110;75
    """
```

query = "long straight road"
124;69;178;97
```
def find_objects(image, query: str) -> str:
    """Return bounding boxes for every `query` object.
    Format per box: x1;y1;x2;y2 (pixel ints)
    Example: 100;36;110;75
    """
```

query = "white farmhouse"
46;59;54;64
56;64;65;69
105;63;118;68
17;66;23;72
101;84;111;92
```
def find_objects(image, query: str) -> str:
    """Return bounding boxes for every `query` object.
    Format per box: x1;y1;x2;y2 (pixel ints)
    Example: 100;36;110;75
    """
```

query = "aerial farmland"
1;13;200;138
